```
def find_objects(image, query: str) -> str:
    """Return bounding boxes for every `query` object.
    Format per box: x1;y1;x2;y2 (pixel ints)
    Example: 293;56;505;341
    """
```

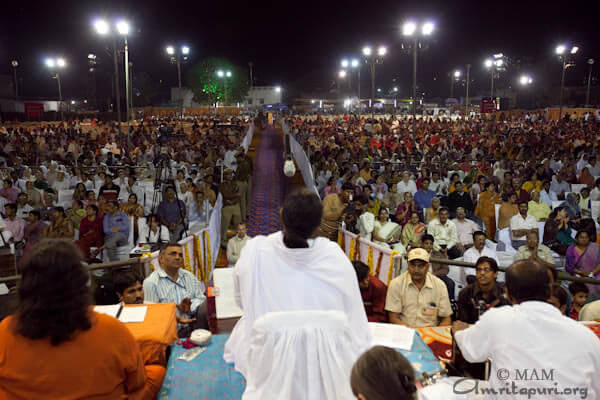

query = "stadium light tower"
402;19;435;139
556;43;579;119
45;57;66;121
362;44;387;117
166;44;190;119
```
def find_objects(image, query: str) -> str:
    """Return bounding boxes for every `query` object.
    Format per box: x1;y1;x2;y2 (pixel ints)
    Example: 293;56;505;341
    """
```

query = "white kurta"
224;231;372;378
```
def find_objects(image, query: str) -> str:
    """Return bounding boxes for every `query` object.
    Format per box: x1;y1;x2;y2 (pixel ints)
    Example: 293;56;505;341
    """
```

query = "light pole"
465;64;471;117
450;70;461;98
11;60;18;99
166;45;190;120
556;44;579;119
216;69;232;108
45;57;66;121
94;18;131;153
350;58;360;117
362;45;386;117
484;54;505;100
519;74;533;108
586;58;595;106
402;20;434;140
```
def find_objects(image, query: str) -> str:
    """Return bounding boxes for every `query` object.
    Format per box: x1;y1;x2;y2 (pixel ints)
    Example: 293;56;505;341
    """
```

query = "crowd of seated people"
290;115;599;301
0;116;252;261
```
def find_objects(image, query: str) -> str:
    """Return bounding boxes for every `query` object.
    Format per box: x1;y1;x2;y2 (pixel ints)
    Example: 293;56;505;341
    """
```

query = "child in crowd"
568;282;590;320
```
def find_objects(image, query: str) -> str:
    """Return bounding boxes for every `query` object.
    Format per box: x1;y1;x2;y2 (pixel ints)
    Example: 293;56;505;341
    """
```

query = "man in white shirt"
586;156;600;176
539;180;557;207
51;171;70;192
427;207;461;259
396;171;417;196
15;193;34;219
227;223;250;266
509;201;538;249
355;195;375;241
429;171;448;196
452;260;600;399
550;174;570;200
591;178;600;201
452;207;479;250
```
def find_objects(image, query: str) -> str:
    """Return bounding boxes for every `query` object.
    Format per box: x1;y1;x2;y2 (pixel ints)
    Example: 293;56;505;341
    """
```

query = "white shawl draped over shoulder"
223;231;372;377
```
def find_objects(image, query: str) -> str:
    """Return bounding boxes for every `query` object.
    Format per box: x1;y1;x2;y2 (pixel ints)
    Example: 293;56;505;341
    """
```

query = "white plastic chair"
244;310;358;400
497;228;517;253
552;201;563;210
571;184;587;194
494;204;501;228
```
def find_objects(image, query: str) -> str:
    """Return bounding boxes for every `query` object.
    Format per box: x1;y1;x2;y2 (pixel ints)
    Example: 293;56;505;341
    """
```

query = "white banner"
281;121;319;198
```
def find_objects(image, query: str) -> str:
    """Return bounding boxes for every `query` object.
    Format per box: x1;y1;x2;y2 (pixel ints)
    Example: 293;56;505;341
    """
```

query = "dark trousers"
438;275;456;301
447;245;463;260
177;300;210;338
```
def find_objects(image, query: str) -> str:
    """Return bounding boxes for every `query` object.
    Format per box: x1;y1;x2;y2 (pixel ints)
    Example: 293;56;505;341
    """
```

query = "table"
125;303;178;366
158;330;442;399
158;334;245;400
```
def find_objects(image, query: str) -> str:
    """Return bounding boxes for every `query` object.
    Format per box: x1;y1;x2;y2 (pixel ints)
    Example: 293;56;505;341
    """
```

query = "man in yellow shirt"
527;190;551;221
385;248;452;327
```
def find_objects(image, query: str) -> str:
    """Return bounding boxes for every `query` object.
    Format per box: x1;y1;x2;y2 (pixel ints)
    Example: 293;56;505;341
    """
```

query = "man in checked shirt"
143;243;209;337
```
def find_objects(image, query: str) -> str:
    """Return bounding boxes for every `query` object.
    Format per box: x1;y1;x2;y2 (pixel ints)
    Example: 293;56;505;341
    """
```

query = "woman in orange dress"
475;181;502;239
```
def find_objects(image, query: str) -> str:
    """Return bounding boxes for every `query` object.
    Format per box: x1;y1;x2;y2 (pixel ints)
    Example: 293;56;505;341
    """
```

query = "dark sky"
1;0;599;101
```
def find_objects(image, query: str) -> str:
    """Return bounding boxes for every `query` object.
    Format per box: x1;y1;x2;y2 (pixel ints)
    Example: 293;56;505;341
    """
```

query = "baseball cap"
407;248;430;263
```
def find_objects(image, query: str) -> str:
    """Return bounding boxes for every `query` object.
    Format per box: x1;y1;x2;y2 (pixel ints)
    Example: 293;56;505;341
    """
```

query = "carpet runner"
246;125;286;236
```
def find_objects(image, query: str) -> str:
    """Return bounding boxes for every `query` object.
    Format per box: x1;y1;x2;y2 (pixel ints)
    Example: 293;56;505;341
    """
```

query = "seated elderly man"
514;231;555;268
143;243;209;338
385;248;452;328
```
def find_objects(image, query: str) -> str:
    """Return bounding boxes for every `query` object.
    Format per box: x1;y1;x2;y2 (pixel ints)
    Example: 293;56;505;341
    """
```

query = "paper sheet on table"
94;304;121;318
0;283;9;295
369;322;415;350
213;268;243;319
119;306;147;323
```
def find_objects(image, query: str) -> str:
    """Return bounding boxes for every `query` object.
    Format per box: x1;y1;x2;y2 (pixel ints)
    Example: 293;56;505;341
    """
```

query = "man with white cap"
385;247;452;327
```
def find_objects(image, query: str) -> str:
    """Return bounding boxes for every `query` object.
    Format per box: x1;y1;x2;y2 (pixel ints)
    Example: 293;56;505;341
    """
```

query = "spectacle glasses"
476;267;494;274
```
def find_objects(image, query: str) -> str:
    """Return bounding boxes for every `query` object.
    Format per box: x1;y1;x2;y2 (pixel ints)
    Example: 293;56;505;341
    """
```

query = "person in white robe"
224;189;372;384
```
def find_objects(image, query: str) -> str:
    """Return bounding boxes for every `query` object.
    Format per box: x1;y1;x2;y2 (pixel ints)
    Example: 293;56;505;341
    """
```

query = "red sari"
77;215;105;258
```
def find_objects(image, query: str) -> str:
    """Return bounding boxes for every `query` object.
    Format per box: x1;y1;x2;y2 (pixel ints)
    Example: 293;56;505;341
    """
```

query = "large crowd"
0;116;253;262
1;112;600;400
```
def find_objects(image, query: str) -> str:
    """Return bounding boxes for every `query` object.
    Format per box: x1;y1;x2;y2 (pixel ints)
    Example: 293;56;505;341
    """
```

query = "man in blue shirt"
157;186;186;241
97;200;130;261
414;178;437;212
143;243;208;337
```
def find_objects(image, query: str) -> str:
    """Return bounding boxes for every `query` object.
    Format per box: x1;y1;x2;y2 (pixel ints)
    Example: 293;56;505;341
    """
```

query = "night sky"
1;0;599;102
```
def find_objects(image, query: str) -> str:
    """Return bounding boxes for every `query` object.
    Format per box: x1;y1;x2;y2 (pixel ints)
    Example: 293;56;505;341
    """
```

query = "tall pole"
412;36;418;141
357;68;361;119
370;62;375;117
11;62;18;99
249;61;254;88
586;59;594;106
56;72;63;121
450;73;454;98
465;64;471;118
559;58;566;119
112;37;123;152
490;70;494;99
124;36;130;154
176;56;184;122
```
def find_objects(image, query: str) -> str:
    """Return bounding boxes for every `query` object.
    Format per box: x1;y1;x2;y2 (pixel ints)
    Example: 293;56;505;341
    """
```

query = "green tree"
186;57;249;105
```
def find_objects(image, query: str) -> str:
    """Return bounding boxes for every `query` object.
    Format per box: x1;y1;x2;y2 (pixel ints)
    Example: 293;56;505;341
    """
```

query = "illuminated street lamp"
519;75;533;86
450;70;461;98
484;53;506;99
166;44;190;118
216;69;232;105
556;43;579;118
402;19;435;137
362;44;387;116
93;18;132;151
338;69;347;79
45;57;66;121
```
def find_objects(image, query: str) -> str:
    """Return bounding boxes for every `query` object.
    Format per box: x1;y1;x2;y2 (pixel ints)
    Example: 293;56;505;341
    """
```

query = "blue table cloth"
158;334;245;400
159;332;440;399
